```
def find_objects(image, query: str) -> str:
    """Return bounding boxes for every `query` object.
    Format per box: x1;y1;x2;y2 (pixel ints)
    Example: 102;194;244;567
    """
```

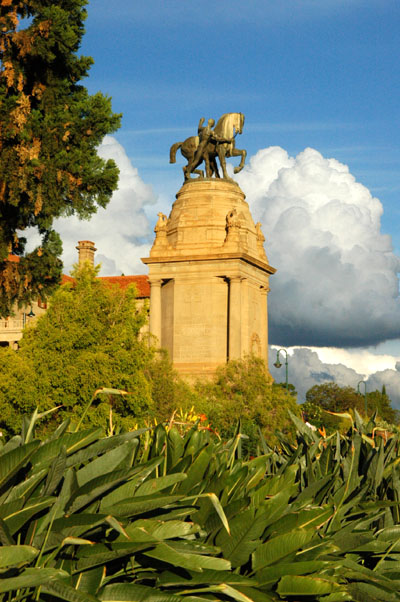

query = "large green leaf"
3;496;55;535
0;567;69;593
76;543;150;571
66;431;145;469
144;542;231;572
99;457;163;508
256;560;337;585
0;544;39;568
66;468;135;514
99;583;182;601
4;468;47;503
135;473;187;496
178;448;212;494
277;575;343;596
42;578;100;602
123;519;200;542
101;494;183;518
73;566;104;595
265;505;334;537
0;440;40;490
216;508;267;567
30;428;103;471
252;529;315;571
158;570;257;587
76;440;138;487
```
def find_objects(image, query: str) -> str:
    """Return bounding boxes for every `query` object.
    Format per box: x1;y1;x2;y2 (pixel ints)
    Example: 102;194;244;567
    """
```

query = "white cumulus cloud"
237;147;400;347
54;135;155;276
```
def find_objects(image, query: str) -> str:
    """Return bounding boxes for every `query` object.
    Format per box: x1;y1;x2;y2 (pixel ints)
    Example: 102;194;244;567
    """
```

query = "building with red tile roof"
1;242;150;348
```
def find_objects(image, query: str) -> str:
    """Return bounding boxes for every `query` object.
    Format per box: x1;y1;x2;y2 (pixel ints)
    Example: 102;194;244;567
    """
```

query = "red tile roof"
61;275;74;284
99;275;150;297
61;274;150;298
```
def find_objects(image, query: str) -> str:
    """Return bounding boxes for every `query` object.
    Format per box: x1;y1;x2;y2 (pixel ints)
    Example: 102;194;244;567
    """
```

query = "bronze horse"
169;113;246;181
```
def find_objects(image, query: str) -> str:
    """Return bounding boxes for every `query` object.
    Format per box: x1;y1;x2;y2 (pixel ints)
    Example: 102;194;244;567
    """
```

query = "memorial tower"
142;113;275;378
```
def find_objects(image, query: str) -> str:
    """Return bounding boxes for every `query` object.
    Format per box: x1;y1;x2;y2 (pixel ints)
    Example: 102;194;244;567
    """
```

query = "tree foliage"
304;382;399;429
0;264;154;435
0;0;121;316
196;355;300;450
306;382;362;413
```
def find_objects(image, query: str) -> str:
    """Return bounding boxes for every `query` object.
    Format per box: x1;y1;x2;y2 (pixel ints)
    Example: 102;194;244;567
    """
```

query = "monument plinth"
142;178;275;378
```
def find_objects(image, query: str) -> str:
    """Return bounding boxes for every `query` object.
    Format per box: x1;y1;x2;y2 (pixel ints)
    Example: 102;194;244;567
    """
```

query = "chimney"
76;240;97;267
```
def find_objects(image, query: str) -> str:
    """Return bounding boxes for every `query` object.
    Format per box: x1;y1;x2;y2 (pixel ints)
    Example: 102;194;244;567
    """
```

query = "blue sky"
55;0;400;401
79;0;400;243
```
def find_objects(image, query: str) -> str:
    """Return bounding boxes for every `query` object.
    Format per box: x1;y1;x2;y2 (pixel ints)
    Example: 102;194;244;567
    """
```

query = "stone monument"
142;113;275;378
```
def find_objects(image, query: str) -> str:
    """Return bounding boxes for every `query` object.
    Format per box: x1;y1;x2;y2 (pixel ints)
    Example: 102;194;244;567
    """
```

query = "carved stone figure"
226;208;241;230
169;113;247;182
255;222;268;260
155;212;168;233
224;208;243;247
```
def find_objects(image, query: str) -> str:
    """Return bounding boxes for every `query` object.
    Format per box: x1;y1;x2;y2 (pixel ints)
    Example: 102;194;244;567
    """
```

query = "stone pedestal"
142;179;275;378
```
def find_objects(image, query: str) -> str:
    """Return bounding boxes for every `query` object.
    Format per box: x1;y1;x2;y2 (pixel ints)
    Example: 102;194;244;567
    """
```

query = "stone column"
149;279;162;344
260;286;269;364
229;276;242;360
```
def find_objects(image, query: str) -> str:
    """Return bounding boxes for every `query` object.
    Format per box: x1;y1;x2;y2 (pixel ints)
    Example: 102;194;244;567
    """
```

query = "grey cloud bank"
269;346;400;409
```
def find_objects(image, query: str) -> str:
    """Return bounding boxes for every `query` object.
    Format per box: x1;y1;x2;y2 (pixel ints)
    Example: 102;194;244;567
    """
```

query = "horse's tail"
170;142;182;164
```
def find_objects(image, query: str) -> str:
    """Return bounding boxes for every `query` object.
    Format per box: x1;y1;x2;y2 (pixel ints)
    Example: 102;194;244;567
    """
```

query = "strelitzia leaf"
277;575;343;596
135;472;187;496
3;496;55;535
99;583;182;601
101;494;183;518
0;544;39;568
43;578;99;602
0;568;69;593
144;542;231;572
252;529;315;571
0;440;40;490
76;440;137;487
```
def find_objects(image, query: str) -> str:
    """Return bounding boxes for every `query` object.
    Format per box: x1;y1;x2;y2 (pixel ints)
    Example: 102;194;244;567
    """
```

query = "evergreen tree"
0;0;121;316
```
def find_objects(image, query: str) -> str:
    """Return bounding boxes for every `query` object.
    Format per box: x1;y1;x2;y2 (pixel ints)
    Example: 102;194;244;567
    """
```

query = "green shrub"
196;355;300;451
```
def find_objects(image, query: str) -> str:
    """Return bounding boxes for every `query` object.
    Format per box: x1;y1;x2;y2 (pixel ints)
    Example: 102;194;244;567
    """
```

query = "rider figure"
187;118;233;178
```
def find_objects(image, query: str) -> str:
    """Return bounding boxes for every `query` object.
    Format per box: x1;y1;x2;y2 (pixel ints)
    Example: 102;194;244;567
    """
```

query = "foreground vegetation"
0;265;300;448
2;408;400;601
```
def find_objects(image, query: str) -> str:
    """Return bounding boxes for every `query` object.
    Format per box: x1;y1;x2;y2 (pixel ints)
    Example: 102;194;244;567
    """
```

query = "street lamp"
357;380;368;415
273;348;289;389
23;305;35;327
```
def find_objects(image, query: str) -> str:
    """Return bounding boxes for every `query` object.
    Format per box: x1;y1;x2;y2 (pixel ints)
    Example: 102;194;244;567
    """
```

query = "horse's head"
232;113;244;135
214;113;245;138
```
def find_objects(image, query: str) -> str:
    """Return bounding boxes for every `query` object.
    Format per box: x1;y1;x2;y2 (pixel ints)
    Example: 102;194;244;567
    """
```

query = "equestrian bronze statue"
169;113;246;181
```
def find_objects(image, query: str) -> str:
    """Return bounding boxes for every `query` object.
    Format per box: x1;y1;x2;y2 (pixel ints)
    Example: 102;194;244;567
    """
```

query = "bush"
196;355;300;451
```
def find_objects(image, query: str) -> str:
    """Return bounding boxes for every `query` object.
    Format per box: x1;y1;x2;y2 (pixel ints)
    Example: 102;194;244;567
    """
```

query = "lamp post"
273;348;289;390
357;380;368;416
22;305;35;327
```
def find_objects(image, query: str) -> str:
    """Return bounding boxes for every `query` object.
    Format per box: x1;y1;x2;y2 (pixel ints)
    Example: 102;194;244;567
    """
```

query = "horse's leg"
230;147;247;174
217;145;232;181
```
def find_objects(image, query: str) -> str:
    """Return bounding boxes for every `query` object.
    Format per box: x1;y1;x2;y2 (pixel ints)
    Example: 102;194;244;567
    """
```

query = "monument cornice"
142;251;276;275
